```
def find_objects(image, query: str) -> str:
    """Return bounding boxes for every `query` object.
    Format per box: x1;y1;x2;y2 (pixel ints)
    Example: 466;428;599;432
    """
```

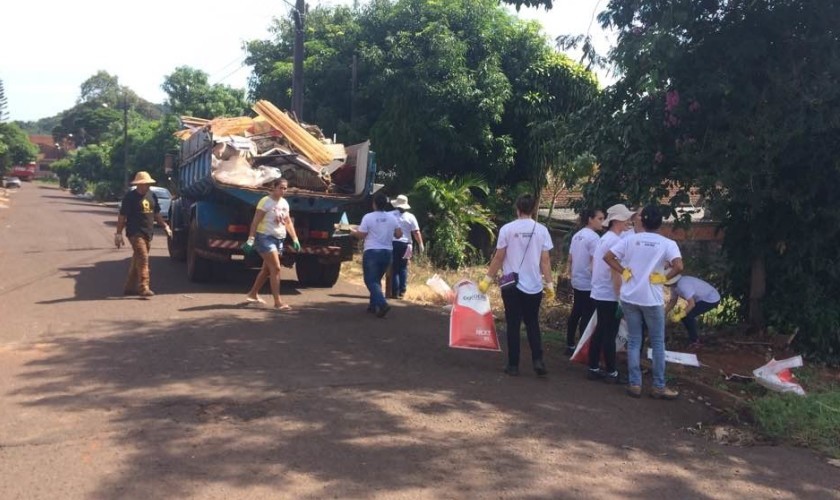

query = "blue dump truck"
166;125;376;287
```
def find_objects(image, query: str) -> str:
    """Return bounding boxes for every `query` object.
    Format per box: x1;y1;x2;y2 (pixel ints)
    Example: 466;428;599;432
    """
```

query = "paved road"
1;185;838;499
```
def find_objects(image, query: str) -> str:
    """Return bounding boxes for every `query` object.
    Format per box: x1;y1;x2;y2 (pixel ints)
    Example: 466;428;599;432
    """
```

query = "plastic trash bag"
426;274;455;302
753;356;806;396
449;280;500;351
570;312;629;364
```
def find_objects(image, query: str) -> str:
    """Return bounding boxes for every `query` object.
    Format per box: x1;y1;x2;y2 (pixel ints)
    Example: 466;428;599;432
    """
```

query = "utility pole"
291;0;305;121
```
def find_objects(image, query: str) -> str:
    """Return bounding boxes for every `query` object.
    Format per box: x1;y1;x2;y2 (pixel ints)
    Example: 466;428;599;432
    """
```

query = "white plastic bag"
753;356;806;396
426;274;454;302
570;313;630;364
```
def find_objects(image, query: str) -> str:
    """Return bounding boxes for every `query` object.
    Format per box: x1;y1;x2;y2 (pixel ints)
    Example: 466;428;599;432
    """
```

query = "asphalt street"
1;184;838;499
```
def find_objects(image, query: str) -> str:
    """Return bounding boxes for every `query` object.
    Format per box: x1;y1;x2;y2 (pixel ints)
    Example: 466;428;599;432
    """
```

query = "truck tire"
187;218;213;282
167;201;187;262
295;255;341;287
168;222;187;263
168;233;187;262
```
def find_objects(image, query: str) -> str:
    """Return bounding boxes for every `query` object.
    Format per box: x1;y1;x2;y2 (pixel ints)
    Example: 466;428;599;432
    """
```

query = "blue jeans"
623;302;666;389
392;241;409;296
255;233;283;254
363;249;392;309
682;300;720;342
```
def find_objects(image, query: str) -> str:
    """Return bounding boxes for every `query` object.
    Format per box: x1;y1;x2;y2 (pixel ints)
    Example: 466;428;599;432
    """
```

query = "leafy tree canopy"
577;0;840;360
0;122;39;172
161;66;249;119
245;0;596;192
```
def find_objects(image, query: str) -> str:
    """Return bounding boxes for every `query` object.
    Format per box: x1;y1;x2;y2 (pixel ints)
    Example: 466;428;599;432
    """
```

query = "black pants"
501;287;543;367
567;288;596;347
589;299;619;373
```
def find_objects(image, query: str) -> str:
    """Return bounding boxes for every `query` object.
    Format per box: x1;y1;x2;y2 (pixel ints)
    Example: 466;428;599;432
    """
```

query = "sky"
1;0;614;122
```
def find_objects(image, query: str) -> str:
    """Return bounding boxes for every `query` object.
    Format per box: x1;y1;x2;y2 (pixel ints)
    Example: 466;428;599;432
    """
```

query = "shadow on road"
9;299;840;497
37;256;304;305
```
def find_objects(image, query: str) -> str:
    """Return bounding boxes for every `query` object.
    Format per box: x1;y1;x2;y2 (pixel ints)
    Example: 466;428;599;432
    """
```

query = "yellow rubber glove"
478;275;493;294
543;283;556;302
670;309;687;323
650;272;667;284
622;267;633;282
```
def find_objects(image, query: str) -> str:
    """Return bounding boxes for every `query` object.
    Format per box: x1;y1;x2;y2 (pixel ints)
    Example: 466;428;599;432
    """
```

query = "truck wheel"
295;255;341;287
168;234;187;262
168;224;187;263
167;202;187;261
187;218;213;282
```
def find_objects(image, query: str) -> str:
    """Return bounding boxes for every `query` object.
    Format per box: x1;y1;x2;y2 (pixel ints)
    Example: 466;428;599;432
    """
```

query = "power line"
210;55;248;80
213;62;248;85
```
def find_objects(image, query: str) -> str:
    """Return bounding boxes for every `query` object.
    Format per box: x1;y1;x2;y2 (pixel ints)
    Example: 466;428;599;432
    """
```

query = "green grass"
750;388;840;458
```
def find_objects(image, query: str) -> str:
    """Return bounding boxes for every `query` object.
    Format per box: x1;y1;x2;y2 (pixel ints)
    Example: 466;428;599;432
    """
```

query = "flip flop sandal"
245;296;266;304
274;303;292;311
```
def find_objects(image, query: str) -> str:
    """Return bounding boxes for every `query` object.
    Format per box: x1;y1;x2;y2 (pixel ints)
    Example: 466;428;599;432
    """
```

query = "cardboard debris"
172;101;358;194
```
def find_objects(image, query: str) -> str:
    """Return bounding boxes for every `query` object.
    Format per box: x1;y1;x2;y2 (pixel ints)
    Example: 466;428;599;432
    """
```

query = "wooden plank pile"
174;100;352;193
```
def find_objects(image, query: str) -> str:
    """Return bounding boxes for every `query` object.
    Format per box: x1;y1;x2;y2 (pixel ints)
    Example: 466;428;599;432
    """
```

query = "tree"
0;122;38;172
78;71;122;106
52;102;123;147
0;79;8;123
578;0;840;361
245;0;596;192
161;66;249;118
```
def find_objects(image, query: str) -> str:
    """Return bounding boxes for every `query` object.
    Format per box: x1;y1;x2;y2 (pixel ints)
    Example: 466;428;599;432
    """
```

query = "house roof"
29;135;75;161
542;183;703;210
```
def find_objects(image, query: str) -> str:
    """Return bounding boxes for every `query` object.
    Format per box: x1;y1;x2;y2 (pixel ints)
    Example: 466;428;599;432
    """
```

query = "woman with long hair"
244;178;300;310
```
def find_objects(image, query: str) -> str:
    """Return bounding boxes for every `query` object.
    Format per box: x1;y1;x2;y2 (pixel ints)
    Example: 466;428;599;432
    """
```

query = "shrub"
92;181;119;202
68;174;88;195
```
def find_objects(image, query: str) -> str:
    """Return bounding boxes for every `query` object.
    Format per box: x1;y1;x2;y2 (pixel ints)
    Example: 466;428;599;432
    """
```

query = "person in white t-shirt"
479;194;554;377
605;205;684;400
587;204;634;384
665;275;721;347
352;192;402;317
243;178;300;310
389;194;425;299
565;208;604;355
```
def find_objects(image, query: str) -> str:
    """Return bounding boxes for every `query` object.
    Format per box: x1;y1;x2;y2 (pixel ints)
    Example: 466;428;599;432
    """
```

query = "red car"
11;162;37;181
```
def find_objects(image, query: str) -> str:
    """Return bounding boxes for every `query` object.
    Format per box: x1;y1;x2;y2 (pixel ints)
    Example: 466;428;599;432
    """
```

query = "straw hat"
130;171;156;185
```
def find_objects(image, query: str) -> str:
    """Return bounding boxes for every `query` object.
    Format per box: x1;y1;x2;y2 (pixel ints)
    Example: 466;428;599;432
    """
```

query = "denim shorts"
255;233;284;254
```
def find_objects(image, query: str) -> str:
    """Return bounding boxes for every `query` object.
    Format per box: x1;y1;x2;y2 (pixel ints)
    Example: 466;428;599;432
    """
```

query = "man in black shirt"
115;171;172;297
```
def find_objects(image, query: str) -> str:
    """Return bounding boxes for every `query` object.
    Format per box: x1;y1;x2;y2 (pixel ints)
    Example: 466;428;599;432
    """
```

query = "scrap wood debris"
173;100;355;193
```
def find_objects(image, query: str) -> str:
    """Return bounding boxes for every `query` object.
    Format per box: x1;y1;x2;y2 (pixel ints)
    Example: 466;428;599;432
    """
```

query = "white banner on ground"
647;348;701;367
